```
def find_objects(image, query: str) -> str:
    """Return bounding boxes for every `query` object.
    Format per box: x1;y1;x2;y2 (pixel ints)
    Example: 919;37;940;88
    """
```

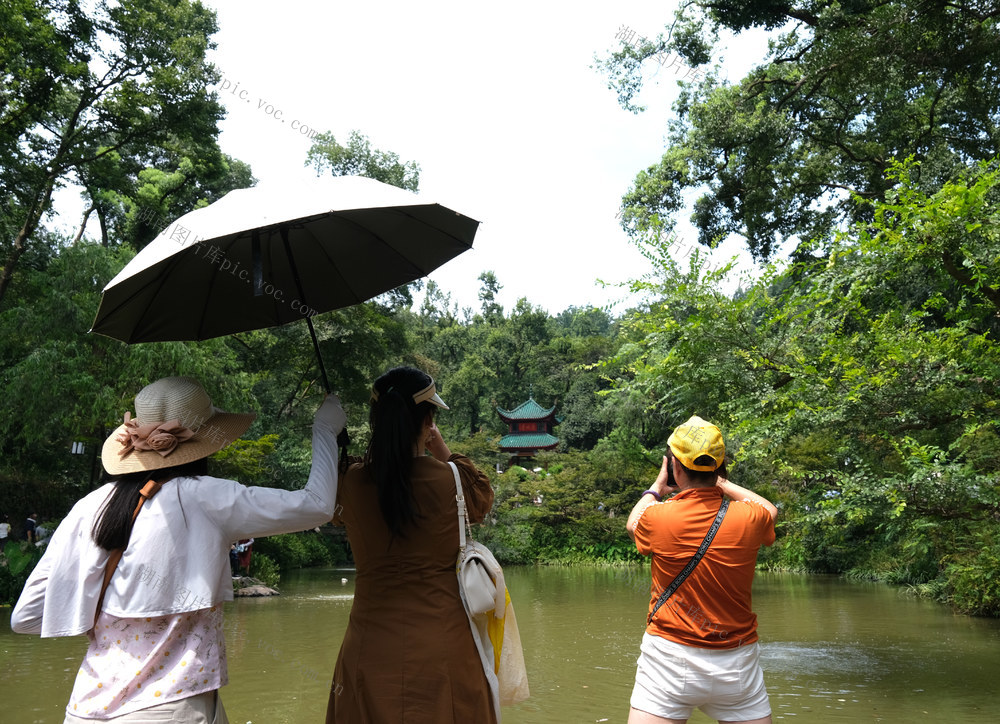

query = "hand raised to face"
424;420;451;462
653;455;678;497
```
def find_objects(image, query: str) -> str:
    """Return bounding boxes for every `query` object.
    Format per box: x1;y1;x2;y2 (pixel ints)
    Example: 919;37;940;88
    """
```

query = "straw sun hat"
101;377;256;475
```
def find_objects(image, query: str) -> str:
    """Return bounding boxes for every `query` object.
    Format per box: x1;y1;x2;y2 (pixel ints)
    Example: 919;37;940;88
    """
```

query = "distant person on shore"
236;537;254;576
12;376;346;722
326;366;496;723
625;415;777;724
23;513;37;543
0;514;10;541
34;521;51;547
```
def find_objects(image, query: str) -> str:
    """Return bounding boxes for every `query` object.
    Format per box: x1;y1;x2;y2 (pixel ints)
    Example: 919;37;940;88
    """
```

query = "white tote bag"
450;462;530;721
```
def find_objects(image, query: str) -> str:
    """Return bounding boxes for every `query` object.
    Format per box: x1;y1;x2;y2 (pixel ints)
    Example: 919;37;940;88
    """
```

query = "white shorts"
630;633;771;722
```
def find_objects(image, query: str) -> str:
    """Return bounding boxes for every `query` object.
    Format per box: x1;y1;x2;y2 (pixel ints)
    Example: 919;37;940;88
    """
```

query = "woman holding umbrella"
12;376;346;723
327;366;496;723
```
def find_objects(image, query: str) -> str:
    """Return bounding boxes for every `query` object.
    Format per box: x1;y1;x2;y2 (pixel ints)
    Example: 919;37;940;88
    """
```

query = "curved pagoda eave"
498;432;559;452
496;397;557;424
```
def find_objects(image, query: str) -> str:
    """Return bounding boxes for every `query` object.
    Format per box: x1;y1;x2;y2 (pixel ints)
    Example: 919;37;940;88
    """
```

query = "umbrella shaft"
280;226;331;395
305;313;330;394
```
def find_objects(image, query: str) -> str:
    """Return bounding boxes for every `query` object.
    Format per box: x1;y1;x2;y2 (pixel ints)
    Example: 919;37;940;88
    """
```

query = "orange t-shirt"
633;487;775;649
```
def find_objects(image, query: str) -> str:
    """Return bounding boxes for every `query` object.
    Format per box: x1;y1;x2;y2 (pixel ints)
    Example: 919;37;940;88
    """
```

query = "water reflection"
763;642;878;674
2;568;998;722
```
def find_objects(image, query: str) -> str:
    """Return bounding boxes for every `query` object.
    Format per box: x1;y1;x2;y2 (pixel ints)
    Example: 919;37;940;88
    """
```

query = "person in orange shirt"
625;415;777;724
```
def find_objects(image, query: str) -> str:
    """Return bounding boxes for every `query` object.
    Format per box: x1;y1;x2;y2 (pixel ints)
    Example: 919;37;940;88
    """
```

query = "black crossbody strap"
647;499;730;625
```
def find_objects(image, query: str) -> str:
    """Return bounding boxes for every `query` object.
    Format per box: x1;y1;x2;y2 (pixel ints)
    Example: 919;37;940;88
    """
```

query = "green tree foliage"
0;4;271;601
602;161;1000;613
247;553;280;588
478;450;648;565
0;541;42;606
600;0;1000;259
477;270;504;322
5;161;997;615
0;240;243;517
111;151;255;250
305;130;420;192
0;0;228;304
484;298;553;408
401;272;621;449
253;532;333;572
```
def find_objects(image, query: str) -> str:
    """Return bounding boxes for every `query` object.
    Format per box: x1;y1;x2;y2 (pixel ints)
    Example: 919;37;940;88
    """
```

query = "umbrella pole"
280;227;331;395
280;227;350;466
305;314;331;395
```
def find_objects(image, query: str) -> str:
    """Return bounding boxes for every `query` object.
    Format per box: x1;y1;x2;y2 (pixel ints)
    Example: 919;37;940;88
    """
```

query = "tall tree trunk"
0;176;57;308
469;403;480;437
97;205;109;247
73;203;97;245
1;87;92;306
0;232;28;307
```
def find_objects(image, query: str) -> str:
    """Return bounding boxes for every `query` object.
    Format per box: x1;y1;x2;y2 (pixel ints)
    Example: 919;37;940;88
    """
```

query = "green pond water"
3;566;999;722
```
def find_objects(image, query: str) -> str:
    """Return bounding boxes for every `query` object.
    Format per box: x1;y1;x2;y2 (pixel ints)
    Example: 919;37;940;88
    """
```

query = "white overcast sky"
62;1;774;315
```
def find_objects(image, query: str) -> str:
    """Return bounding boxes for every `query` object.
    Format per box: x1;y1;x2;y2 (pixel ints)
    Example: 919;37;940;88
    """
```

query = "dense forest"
2;0;998;616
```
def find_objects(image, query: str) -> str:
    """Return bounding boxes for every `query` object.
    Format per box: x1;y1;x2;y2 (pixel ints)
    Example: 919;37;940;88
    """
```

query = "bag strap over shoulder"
647;498;729;625
93;479;164;629
450;461;470;551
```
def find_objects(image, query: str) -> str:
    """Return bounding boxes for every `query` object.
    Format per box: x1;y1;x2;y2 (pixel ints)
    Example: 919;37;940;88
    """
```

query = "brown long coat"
326;454;497;724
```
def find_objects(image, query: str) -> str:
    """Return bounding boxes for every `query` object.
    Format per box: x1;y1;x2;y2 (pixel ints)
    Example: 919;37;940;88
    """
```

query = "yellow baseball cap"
667;415;725;471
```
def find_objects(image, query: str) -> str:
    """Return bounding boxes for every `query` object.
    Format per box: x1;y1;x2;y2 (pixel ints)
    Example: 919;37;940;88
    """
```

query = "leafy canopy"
1;0;227;304
306;130;420;192
600;0;1000;259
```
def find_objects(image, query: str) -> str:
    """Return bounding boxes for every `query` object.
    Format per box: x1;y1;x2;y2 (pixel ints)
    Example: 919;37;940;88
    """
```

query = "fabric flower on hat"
116;412;194;459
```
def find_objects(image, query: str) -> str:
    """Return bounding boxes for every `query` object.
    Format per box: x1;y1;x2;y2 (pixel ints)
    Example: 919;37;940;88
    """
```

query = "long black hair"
365;366;437;538
92;458;208;551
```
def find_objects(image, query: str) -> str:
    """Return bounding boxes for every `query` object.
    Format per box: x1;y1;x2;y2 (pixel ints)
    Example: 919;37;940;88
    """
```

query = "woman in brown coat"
326;366;496;724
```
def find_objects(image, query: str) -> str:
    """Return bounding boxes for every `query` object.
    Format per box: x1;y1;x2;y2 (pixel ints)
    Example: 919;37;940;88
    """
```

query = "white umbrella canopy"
91;176;480;343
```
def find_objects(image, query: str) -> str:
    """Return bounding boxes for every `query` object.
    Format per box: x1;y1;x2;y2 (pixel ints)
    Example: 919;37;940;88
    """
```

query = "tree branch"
72;202;97;245
941;247;1000;312
785;8;820;26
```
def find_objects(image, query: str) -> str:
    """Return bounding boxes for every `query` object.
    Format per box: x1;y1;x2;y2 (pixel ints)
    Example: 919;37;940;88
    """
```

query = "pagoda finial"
529;383;534;400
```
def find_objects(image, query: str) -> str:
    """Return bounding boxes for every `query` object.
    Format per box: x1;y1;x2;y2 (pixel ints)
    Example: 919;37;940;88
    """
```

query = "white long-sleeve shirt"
11;396;342;638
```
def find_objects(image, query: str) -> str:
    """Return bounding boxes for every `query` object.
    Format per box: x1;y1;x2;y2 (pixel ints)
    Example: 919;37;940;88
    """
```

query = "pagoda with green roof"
497;396;559;460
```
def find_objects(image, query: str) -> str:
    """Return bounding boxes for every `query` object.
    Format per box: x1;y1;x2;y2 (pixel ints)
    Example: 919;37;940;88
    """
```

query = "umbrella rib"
267;226;293;323
195;238;227;340
341;205;475;262
397;204;477;249
311;206;475;298
299;223;364;305
146;244;215;342
91;286;145;342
